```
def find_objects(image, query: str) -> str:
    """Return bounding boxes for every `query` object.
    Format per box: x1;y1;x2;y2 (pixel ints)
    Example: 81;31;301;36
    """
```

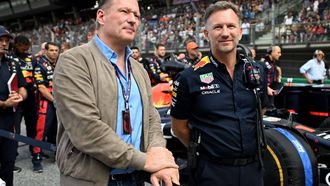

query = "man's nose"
128;13;137;23
221;26;229;36
0;40;8;45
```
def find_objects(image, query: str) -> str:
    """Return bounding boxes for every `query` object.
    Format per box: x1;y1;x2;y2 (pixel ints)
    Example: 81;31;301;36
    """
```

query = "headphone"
266;45;274;55
237;44;261;90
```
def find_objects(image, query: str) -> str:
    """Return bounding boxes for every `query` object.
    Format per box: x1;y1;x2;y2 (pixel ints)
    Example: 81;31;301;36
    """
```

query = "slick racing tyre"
263;127;318;186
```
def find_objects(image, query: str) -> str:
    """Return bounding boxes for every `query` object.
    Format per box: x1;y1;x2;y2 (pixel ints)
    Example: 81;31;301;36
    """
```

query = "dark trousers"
190;156;264;186
108;171;148;186
14;89;38;153
0;137;18;186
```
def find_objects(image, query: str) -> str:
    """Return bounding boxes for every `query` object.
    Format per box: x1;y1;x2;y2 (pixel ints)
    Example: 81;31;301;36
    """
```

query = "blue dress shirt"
95;36;143;174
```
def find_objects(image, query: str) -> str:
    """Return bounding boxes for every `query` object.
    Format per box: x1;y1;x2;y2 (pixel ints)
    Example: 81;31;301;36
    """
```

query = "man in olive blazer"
53;0;179;185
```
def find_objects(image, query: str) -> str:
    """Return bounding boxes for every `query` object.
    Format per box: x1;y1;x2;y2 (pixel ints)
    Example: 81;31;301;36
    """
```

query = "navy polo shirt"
171;54;266;158
0;57;26;130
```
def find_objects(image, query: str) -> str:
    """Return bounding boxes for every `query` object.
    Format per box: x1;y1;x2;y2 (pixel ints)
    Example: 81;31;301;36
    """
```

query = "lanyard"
112;61;132;135
113;61;131;111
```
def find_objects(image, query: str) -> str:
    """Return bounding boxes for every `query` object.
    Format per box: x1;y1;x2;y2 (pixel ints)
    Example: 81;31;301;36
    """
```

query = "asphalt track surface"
14;121;59;186
12;121;155;186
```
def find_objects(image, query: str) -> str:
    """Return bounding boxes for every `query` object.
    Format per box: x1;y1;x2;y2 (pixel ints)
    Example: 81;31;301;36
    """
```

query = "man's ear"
238;28;243;41
203;29;209;41
96;9;106;26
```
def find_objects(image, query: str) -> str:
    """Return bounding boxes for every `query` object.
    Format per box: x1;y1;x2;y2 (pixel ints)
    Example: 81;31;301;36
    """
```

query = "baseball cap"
0;25;13;39
186;41;198;50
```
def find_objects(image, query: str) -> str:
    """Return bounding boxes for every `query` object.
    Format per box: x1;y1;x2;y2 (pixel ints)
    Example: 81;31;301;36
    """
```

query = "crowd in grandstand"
3;0;271;51
278;0;330;43
4;0;329;50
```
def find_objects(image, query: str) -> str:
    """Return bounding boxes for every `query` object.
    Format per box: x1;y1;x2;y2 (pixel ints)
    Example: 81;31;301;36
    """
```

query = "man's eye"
121;9;128;14
134;14;140;19
214;26;222;30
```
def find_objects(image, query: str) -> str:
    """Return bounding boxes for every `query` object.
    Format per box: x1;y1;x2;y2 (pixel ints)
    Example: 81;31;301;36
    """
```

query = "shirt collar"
94;35;132;65
209;52;242;68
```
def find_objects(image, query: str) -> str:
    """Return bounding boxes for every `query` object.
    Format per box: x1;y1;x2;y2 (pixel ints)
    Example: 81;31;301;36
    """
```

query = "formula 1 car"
158;105;330;186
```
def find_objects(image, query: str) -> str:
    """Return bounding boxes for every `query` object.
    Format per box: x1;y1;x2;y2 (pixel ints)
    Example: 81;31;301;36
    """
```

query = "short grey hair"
98;0;113;9
96;0;113;29
204;1;242;24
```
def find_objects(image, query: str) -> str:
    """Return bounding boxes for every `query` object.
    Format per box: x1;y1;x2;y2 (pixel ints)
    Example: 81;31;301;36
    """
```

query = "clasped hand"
5;91;23;108
144;147;180;186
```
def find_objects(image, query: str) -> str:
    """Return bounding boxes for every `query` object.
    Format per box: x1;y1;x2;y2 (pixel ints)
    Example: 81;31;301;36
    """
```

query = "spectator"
86;20;96;42
255;18;265;33
60;42;71;53
241;18;250;44
300;49;326;84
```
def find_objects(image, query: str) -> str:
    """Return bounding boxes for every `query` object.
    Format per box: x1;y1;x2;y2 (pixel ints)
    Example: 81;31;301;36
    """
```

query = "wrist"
0;101;7;109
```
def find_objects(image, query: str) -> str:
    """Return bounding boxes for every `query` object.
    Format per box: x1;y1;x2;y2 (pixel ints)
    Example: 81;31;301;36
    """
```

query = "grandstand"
0;0;329;78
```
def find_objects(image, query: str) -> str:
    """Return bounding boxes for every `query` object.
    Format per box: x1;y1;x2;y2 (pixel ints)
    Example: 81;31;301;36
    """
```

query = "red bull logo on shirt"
193;56;210;71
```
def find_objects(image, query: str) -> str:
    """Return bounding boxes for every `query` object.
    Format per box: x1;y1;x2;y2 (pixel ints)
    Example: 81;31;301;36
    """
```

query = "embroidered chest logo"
200;72;214;84
200;83;221;95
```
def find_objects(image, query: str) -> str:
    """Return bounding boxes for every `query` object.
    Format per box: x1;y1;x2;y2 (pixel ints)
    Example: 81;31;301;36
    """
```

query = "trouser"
266;95;276;111
189;155;264;186
33;99;57;155
0;137;18;186
108;171;148;186
15;89;38;153
312;80;322;84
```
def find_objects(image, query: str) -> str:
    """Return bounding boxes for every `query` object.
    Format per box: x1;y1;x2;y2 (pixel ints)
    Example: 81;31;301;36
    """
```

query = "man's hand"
160;73;169;82
144;147;178;173
267;87;277;96
3;91;24;108
307;78;313;84
150;167;180;186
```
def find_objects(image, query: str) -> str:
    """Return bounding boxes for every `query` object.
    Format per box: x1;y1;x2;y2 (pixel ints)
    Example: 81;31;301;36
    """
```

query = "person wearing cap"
300;49;326;84
0;25;27;186
182;41;202;66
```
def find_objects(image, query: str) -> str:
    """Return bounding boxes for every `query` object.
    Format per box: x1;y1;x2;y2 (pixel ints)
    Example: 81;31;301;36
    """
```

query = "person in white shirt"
241;18;250;44
300;49;326;84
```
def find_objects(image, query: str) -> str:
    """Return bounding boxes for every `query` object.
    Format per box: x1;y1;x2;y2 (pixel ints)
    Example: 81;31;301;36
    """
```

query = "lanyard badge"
122;110;132;134
113;61;132;135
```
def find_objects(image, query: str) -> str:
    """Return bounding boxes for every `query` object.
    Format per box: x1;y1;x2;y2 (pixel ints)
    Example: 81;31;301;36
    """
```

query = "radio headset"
237;44;261;90
237;44;266;169
264;46;274;70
